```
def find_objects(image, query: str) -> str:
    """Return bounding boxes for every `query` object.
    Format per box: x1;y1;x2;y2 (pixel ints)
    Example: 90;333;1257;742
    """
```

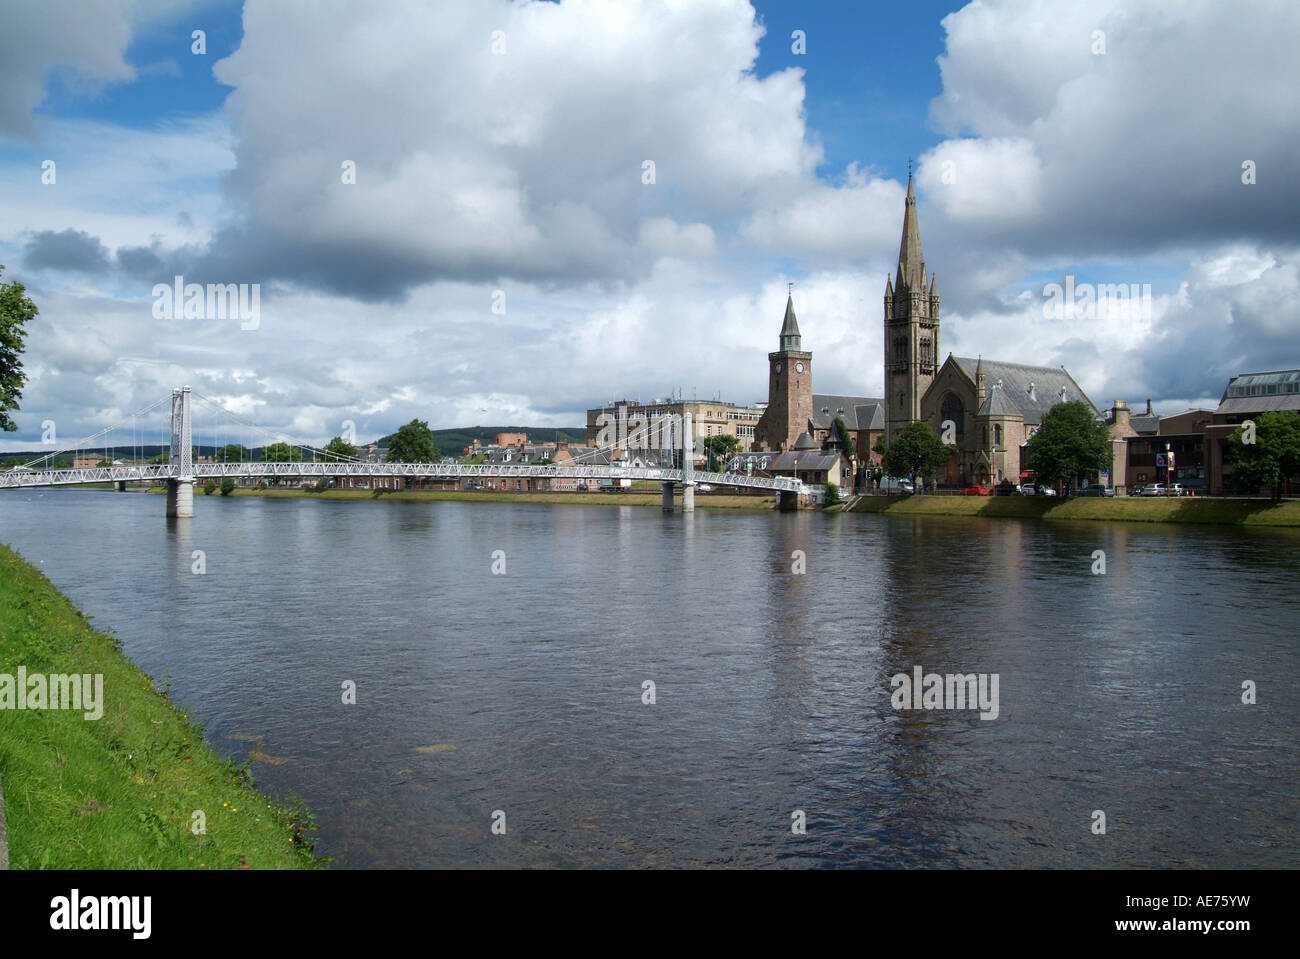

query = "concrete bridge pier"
116;481;127;492
166;479;194;518
777;490;798;512
682;483;695;512
662;481;675;512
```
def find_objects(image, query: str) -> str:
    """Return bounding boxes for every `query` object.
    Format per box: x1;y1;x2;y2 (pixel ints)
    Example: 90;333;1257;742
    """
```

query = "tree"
823;481;842;506
878;422;950;483
203;479;217;495
829;416;853;453
263;442;302;462
220;477;236;496
703;434;741;471
149;451;170;465
2;455;21;469
322;436;358;461
1028;401;1111;492
1;265;37;433
386;419;440;463
215;444;247;463
1225;411;1300;499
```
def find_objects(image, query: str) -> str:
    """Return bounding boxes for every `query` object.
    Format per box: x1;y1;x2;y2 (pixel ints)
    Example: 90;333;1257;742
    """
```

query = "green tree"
149;451;170;465
1225;411;1300;499
1;265;38;433
1027;401;1111;492
215;444;247;463
263;442;303;462
2;455;21;469
703;434;741;470
386;419;440;463
220;477;236;496
203;479;217;495
823;481;842;506
878;422;950;484
829;416;853;453
321;436;358;461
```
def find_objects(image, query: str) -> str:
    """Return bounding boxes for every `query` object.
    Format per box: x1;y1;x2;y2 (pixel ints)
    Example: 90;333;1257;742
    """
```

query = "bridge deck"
1;461;824;501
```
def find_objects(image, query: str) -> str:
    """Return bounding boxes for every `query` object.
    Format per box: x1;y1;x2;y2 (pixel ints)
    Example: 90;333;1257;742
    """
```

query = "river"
1;489;1295;867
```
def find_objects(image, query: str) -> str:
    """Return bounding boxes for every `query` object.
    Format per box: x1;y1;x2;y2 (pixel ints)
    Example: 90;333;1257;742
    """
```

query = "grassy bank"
0;542;319;869
159;485;779;510
849;494;1300;526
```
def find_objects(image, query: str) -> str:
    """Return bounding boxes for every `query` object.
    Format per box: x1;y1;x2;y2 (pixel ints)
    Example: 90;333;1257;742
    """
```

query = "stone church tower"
754;292;813;451
884;173;940;442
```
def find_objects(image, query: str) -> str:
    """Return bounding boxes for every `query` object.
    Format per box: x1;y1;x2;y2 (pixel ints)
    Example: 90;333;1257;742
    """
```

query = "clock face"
795;362;805;373
775;363;782;373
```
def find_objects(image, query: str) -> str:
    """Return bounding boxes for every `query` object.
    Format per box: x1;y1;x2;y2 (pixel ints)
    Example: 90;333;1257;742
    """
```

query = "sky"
1;0;1297;451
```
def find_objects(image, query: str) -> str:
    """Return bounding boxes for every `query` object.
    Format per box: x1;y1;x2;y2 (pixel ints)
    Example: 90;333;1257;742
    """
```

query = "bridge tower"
166;386;195;518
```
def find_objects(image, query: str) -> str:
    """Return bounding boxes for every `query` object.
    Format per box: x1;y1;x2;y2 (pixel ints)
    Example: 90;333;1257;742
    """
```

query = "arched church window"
940;393;965;438
994;424;1002;446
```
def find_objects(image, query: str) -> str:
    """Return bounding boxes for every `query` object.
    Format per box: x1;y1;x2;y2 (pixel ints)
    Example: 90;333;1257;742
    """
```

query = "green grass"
157;486;778;510
0;542;320;869
850;494;1300;526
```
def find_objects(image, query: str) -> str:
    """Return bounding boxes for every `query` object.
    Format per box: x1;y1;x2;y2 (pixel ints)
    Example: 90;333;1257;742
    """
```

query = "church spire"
897;171;926;289
779;285;801;352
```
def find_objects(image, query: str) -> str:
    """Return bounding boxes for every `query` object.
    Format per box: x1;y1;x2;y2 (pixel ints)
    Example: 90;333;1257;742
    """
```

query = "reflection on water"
1;489;1296;868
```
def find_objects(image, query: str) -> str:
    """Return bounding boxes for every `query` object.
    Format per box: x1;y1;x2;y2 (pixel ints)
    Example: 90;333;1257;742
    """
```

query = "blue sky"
1;0;1297;450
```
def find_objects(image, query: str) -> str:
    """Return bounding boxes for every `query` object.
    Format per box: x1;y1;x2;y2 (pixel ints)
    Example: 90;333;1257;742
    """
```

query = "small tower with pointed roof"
884;170;941;442
754;288;814;452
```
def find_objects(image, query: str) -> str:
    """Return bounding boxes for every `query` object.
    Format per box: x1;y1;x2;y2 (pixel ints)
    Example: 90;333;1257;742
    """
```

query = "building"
768;431;851;488
873;171;1102;488
585;397;764;461
1117;406;1214;493
884;174;941;443
1205;368;1300;494
750;291;884;489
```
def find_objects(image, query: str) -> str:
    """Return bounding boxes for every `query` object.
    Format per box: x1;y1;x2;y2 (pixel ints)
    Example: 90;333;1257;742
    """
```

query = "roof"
792;431;819;450
810;394;884;431
1129;414;1160;434
977;386;1020;417
897;173;926;289
1217;368;1300;415
953;356;1098;425
771;451;843;472
779;294;801;351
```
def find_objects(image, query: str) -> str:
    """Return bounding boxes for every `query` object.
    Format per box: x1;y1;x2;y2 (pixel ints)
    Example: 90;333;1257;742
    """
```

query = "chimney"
1112;400;1131;429
1145;398;1153;416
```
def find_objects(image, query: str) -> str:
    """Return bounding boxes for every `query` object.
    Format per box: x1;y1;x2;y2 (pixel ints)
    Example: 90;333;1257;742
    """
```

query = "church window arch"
940;393;965;439
994;424;1002;446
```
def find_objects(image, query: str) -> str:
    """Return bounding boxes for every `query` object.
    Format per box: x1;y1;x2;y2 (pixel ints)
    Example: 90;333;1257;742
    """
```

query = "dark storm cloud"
23;228;111;273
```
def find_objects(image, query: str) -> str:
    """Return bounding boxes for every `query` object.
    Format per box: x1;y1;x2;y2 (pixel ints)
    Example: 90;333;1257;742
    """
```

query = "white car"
697;484;713;492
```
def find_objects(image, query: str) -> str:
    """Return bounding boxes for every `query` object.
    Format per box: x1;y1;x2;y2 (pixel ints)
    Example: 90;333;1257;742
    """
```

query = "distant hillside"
375;426;587;454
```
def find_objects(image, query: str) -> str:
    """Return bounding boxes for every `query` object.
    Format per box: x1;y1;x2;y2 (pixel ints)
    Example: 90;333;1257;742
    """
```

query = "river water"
1;489;1296;868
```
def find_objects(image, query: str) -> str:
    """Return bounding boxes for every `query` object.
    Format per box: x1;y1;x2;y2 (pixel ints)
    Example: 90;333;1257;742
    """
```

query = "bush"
823;482;842;506
313;478;329;492
202;479;217;495
220;477;236;496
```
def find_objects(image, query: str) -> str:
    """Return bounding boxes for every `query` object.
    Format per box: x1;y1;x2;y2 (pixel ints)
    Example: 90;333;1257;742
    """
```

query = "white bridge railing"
0;461;824;502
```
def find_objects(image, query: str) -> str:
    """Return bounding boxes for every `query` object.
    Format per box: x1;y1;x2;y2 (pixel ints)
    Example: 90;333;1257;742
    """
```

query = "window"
994;424;1002;446
940;394;965;439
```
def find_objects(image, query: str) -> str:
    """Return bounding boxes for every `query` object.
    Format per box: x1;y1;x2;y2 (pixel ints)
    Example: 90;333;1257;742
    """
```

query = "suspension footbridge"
1;388;824;514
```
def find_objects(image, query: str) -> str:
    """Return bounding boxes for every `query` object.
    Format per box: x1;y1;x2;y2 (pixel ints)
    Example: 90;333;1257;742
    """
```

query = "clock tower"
754;290;813;451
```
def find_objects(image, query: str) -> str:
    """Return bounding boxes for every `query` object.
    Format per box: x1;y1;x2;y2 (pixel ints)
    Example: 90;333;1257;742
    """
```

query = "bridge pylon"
166;386;194;518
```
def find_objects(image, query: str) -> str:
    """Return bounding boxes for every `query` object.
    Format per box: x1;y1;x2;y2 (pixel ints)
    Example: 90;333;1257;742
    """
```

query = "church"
753;171;1101;489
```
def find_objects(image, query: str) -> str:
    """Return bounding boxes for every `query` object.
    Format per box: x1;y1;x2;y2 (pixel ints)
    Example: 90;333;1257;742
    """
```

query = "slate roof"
953;356;1098;425
977;386;1020;416
1129;414;1160;434
810;394;884;430
771;451;844;473
1217;368;1300;415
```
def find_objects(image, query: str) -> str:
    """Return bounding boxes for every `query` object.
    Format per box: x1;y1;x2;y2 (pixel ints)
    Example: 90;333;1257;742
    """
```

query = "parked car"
1135;483;1166;496
575;482;589;491
697;484;713;492
1019;483;1039;496
1081;484;1116;497
961;484;991;496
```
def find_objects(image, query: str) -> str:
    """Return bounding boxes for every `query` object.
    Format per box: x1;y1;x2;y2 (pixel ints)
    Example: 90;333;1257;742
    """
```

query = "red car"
961;484;991;495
